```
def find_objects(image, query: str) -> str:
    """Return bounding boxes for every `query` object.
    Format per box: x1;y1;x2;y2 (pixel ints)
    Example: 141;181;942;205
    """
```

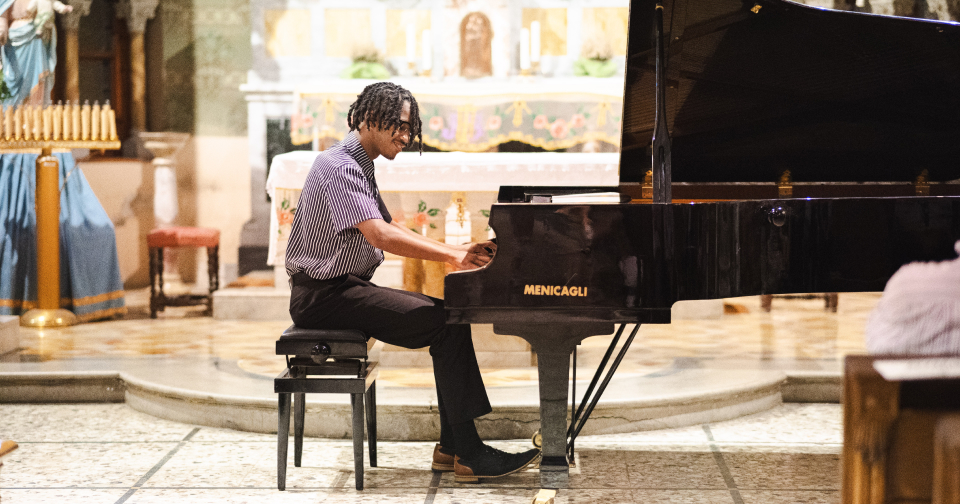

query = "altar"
241;77;625;274
265;150;620;293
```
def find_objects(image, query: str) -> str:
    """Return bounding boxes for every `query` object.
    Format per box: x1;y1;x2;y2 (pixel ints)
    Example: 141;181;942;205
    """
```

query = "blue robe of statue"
0;1;124;320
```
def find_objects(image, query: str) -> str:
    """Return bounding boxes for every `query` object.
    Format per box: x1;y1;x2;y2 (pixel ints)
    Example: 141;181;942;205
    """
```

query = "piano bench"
274;325;381;491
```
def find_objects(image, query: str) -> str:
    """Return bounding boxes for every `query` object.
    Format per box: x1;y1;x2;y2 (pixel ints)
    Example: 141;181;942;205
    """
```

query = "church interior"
2;0;960;503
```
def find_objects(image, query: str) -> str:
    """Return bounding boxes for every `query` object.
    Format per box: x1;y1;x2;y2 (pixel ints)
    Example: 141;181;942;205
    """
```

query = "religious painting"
264;9;311;57
521;8;567;56
583;8;629;56
460;12;493;79
325;9;373;58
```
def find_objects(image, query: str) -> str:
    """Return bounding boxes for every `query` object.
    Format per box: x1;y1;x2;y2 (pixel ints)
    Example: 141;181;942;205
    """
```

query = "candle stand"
0;102;120;327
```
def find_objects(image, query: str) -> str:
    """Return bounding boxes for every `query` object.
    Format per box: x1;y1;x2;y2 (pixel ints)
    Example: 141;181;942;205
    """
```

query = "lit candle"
421;29;432;72
23;105;32;140
520;28;531;71
108;109;116;140
81;100;91;141
91;101;101;141
530;21;541;64
100;101;110;140
53;102;62;141
42;104;52;140
62;101;72;140
32;105;41;140
2;106;10;140
406;23;416;64
71;102;80;140
13;106;21;140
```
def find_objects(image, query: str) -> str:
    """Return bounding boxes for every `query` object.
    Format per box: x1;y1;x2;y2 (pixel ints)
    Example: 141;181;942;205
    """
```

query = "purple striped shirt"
285;133;392;281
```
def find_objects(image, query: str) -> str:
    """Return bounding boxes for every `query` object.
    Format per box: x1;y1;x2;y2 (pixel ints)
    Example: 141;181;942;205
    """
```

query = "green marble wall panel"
162;0;251;136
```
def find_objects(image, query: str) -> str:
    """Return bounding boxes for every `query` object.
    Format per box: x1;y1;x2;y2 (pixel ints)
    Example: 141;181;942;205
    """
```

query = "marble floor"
6;289;876;388
0;402;842;504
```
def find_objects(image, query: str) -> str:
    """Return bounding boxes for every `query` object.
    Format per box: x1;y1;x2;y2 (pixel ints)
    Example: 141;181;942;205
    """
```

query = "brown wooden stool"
147;227;220;318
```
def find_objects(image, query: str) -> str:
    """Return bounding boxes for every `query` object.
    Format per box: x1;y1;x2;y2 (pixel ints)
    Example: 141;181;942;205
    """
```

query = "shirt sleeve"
324;163;384;233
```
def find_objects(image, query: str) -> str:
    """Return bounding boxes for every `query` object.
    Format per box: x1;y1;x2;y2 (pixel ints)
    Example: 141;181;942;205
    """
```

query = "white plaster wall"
191;136;251;289
79;137;250;291
79;158;153;287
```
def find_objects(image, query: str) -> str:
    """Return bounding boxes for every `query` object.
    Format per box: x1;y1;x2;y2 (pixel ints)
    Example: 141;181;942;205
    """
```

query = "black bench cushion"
276;325;370;358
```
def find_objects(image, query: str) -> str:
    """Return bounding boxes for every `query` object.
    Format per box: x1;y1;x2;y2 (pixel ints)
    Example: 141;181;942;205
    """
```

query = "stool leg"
365;381;377;467
157;248;165;313
278;392;291;491
206;245;219;315
351;392;365;490
149;248;158;319
294;392;305;467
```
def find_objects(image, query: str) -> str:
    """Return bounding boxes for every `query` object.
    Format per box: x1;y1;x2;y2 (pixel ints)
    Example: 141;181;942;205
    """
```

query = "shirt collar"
341;131;376;180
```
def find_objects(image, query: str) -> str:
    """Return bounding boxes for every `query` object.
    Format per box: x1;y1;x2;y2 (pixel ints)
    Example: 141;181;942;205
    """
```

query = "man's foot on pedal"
453;445;541;483
432;444;455;472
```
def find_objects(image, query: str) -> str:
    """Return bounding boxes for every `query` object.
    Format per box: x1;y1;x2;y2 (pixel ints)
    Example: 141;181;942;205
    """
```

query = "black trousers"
289;272;492;425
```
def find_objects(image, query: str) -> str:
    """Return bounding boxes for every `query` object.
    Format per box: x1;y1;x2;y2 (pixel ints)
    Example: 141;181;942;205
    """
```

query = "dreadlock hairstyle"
347;82;423;154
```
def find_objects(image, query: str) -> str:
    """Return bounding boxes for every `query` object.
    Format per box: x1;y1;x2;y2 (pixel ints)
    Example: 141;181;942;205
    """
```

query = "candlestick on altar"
520;28;531;76
406;23;416;74
421;29;432;77
0;102;122;328
530;21;541;75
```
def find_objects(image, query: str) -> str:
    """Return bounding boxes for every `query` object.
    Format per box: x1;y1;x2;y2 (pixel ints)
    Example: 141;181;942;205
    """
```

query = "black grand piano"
445;0;960;488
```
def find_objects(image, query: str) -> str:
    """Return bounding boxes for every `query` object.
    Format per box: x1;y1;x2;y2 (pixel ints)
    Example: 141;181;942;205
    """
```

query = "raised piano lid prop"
445;0;960;490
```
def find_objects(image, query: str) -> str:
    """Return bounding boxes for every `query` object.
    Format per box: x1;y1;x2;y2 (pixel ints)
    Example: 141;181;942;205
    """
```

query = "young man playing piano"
285;82;540;482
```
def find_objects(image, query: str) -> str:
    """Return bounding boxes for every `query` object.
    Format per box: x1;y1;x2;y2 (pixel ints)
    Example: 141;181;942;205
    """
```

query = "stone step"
0;357;839;440
0;316;19;356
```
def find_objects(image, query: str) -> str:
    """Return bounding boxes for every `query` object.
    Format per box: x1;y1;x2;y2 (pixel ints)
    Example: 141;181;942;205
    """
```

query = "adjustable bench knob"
311;343;331;363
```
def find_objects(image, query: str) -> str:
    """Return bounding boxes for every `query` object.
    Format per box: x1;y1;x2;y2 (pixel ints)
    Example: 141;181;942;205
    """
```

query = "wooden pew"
843;355;960;504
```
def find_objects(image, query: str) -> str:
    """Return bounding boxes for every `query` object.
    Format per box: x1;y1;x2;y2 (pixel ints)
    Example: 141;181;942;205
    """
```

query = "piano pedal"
531;489;557;504
532;429;542;448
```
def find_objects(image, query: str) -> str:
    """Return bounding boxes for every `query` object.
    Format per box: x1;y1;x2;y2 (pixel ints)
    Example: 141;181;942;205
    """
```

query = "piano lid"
620;0;960;184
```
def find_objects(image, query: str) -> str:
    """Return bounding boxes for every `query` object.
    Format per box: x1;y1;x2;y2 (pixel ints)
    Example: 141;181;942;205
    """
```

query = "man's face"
372;101;412;161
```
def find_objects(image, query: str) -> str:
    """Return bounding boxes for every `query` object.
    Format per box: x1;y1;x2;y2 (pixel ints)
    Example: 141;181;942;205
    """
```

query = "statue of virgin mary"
0;0;125;321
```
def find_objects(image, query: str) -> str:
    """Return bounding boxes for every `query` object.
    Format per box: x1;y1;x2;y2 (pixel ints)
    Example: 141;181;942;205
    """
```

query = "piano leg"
494;323;614;489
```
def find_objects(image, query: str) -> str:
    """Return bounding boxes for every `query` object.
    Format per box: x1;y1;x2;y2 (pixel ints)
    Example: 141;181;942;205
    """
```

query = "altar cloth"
265;150;620;266
291;78;624;152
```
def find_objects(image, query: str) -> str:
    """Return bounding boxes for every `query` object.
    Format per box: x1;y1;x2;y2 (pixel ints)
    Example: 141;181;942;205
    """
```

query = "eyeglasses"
396;121;412;136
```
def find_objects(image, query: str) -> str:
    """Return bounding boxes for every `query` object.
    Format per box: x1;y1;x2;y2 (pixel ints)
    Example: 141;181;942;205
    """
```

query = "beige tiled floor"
0;403;842;504
9;289;877;388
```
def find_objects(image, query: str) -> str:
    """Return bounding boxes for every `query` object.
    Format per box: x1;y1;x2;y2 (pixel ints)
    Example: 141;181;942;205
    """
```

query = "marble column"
61;0;92;104
140;132;191;287
116;0;159;132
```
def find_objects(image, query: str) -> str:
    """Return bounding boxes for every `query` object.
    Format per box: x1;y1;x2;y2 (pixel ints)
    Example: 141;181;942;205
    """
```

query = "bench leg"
294;392;305;467
278;392;291;491
365;381;377;467
351;392;365;490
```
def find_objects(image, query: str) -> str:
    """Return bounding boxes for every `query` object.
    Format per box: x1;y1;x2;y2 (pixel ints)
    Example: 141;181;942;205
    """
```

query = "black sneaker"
453;445;541;483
